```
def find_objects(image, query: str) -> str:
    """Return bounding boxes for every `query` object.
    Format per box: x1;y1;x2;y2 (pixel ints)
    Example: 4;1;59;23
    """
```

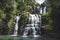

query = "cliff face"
0;18;9;35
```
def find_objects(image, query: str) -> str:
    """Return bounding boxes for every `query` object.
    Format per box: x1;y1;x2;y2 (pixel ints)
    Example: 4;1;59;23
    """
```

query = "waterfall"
40;6;46;14
13;14;21;36
43;6;46;14
22;14;41;37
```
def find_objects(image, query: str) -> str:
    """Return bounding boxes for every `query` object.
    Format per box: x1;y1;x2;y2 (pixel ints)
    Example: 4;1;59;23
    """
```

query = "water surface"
0;35;42;40
0;35;58;40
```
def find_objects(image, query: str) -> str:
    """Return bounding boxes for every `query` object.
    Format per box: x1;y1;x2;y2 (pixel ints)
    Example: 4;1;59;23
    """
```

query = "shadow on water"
0;35;42;40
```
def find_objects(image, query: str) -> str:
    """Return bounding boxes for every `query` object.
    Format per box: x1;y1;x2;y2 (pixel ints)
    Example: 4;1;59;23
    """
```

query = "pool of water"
0;35;58;40
0;35;42;40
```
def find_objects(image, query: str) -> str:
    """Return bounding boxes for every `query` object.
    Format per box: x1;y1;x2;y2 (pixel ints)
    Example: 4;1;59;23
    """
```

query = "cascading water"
13;14;21;36
22;14;41;37
43;6;46;14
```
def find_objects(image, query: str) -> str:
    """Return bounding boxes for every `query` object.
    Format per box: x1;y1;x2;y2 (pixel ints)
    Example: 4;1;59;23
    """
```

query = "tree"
47;0;60;30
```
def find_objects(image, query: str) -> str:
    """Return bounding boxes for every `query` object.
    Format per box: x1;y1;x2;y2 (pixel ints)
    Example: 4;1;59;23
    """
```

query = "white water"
22;14;41;37
43;6;46;14
13;14;21;36
40;6;46;14
35;0;45;5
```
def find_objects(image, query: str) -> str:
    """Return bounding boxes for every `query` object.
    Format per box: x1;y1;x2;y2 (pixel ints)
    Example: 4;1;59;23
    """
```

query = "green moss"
7;17;14;28
18;12;29;27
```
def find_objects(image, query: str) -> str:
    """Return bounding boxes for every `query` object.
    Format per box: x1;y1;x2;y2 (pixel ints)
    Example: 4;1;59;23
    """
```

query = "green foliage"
0;10;6;18
17;1;26;12
42;7;52;20
47;0;60;30
8;17;14;28
0;0;36;28
18;12;29;27
42;4;53;29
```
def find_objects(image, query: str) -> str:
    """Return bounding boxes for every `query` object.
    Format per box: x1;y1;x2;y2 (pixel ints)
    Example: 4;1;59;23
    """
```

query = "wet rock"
0;18;9;35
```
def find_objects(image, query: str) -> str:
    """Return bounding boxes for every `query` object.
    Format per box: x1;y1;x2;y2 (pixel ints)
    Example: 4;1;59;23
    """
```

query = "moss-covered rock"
18;12;29;35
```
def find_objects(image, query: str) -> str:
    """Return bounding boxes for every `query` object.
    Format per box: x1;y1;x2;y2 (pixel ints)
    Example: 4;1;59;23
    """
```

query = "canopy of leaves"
0;0;36;28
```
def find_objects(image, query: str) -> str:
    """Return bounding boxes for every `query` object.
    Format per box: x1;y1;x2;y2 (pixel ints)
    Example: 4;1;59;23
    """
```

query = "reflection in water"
0;36;42;40
0;36;58;40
